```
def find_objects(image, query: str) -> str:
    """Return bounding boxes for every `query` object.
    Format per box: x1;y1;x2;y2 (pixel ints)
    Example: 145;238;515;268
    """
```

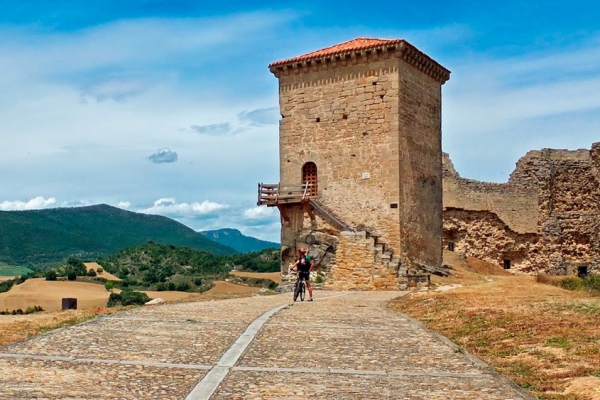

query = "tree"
45;270;57;281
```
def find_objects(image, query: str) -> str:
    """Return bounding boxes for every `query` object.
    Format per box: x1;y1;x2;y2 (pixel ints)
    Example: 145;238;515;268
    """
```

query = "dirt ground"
84;262;121;281
229;270;282;284
390;251;600;400
0;276;15;282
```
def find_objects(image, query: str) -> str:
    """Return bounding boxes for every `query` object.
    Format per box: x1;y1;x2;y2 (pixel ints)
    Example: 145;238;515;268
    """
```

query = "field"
0;263;33;277
390;251;600;400
230;270;282;284
83;262;121;281
0;273;271;348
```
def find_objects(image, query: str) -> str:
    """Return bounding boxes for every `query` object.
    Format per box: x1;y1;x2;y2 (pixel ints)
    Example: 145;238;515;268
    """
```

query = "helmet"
299;248;307;254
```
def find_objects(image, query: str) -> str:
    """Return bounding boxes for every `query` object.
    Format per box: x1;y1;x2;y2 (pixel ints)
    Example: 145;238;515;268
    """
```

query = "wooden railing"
257;183;313;206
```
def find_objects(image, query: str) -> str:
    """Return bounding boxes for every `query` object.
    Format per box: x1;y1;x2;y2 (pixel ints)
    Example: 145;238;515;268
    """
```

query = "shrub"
105;281;115;291
176;282;191;292
156;283;167;291
45;270;57;281
0;280;14;293
87;269;97;277
96;267;103;273
107;290;150;307
194;277;203;286
67;271;77;281
560;277;584;291
167;282;176;291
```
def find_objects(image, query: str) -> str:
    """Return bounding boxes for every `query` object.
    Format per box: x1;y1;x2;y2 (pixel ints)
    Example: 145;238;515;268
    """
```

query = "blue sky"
1;1;599;242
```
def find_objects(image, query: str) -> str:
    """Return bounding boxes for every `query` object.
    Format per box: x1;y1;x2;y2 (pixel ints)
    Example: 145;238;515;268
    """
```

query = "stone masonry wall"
325;231;398;291
397;62;443;268
276;51;443;271
443;143;600;275
277;55;402;254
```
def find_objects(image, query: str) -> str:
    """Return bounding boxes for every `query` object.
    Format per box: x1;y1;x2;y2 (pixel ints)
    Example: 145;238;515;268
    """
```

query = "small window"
448;242;454;252
390;203;398;209
577;266;588;278
316;117;320;123
503;259;511;270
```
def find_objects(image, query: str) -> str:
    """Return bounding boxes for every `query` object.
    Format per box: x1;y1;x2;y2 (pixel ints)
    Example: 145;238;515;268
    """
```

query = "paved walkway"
0;291;534;399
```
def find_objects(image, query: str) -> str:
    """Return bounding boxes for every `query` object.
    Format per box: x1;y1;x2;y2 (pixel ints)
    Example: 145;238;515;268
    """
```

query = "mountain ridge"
200;228;279;253
0;204;235;267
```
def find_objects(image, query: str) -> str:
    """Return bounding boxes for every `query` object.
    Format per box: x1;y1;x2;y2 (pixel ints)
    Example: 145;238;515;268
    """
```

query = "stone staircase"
364;230;402;276
308;199;402;280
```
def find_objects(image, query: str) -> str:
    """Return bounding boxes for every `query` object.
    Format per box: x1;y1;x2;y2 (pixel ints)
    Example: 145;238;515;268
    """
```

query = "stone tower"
259;38;450;289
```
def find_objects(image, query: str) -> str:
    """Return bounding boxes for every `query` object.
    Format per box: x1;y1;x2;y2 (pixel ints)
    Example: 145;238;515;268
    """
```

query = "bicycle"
293;273;306;302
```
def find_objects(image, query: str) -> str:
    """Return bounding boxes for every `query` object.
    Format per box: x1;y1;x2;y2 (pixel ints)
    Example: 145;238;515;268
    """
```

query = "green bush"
105;281;115;291
96;267;103;273
167;282;176;291
584;276;600;293
194;277;203;286
176;282;191;292
67;271;77;281
0;280;15;293
87;269;97;277
45;270;57;281
156;282;167;291
107;290;150;307
560;277;585;291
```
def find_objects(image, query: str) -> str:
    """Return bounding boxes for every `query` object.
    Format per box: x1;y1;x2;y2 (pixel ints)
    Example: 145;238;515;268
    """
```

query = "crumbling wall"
443;143;600;275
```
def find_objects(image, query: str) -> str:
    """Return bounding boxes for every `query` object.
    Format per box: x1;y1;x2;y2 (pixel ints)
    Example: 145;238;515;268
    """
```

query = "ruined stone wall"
442;153;538;234
443;143;600;275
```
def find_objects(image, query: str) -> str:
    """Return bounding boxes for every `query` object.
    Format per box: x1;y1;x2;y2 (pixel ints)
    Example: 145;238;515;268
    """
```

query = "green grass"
0;263;33;276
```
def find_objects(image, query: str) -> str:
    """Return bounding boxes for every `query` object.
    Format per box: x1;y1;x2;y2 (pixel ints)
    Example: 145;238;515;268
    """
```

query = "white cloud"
139;198;228;217
442;35;600;181
117;201;131;209
244;206;276;220
0;196;57;211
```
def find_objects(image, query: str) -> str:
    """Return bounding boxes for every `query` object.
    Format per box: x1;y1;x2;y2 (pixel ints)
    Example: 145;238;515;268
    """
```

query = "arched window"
302;162;318;197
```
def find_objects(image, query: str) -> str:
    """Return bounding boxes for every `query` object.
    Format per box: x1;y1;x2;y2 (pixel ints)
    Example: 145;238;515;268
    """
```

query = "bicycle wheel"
299;280;306;301
293;280;300;302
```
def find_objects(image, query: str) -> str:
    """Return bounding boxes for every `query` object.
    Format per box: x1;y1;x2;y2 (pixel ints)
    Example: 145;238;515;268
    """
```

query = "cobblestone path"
0;291;534;399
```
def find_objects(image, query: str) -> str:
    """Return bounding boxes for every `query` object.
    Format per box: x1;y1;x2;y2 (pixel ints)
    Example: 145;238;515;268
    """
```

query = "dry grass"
229;271;282;284
0;278;111;311
0;307;122;347
84;262;121;281
390;251;600;400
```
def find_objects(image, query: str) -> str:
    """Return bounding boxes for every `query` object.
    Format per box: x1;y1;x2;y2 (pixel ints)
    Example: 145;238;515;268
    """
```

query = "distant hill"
200;228;279;253
0;204;235;267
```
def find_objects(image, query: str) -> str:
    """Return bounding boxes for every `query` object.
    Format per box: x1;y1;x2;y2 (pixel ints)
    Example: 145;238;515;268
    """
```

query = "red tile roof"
269;37;451;84
269;37;404;67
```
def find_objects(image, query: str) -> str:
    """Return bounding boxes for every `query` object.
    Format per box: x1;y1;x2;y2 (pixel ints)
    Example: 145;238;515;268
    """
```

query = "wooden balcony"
257;183;313;206
257;183;314;222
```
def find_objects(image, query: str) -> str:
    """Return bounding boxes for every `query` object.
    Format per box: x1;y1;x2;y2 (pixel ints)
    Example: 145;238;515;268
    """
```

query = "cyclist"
290;248;314;301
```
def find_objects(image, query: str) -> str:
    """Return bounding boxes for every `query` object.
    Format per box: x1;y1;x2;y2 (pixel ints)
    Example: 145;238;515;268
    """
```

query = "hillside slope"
200;228;279;253
0;204;235;266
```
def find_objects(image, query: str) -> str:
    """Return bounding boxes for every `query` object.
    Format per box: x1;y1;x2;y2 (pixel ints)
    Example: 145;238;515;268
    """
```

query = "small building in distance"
259;38;450;289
